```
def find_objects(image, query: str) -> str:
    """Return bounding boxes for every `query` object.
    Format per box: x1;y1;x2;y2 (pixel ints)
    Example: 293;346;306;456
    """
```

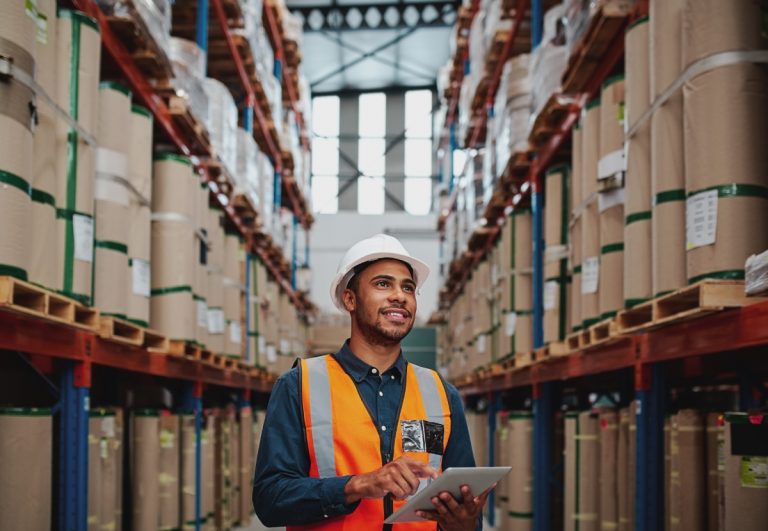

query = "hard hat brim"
329;251;430;313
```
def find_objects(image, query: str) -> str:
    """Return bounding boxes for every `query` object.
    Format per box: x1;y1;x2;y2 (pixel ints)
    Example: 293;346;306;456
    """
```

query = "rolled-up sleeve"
252;369;360;527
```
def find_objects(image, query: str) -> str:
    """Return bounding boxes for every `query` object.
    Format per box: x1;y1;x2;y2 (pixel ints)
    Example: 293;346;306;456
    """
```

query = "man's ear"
342;288;356;312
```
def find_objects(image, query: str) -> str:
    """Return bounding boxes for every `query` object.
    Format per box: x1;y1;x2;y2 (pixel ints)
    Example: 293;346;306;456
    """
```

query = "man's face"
343;259;417;346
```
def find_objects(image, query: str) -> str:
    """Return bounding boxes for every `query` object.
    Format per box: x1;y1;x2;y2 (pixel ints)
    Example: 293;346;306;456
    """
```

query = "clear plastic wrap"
167;39;209;122
483;0;514;53
169;37;205;79
98;0;171;57
203;78;238;174
746;249;768;296
563;0;592;54
530;43;569;118
259;154;275;229
283;11;303;47
236;128;260;211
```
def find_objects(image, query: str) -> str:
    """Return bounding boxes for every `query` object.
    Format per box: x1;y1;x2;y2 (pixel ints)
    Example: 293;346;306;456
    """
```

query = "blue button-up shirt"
252;341;478;528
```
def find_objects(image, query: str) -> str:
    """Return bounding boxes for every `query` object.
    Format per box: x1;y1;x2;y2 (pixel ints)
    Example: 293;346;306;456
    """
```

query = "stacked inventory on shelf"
435;0;768;529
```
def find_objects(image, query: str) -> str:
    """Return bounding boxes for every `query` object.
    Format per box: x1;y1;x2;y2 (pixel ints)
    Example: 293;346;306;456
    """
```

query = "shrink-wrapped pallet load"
624;16;652;308
682;0;768;284
151;154;196;341
0;408;52;530
127;105;153;327
55;10;101;304
30;0;60;290
94;82;132;318
650;0;686;297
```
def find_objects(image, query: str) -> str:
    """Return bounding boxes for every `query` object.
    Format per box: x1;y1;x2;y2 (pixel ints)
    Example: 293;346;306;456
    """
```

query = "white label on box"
159;429;175;450
581;256;600;294
544;280;559;311
266;344;277;363
740;456;768;488
505;312;517;337
73;214;94;263
686;190;718;250
598;187;625;213
207;308;225;334
280;339;290;353
197;300;208;328
258;335;266;354
229;322;242;344
101;416;115;438
477;334;486;354
131;259;150;297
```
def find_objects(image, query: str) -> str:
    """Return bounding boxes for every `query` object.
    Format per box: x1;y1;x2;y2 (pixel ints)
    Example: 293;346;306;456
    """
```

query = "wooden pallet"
561;0;632;94
548;340;571;357
516;350;534;368
164;95;212;156
502;149;533;183
588;318;618;347
101;0;173;81
616;280;766;335
529;93;577;147
0;276;100;331
99;316;143;347
566;328;590;351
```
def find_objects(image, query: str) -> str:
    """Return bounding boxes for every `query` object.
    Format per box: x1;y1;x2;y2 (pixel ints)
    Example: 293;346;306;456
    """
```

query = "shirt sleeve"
441;381;484;531
252;369;361;527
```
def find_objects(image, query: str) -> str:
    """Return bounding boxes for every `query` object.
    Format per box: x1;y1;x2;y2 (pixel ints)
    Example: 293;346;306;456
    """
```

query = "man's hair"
346;258;415;295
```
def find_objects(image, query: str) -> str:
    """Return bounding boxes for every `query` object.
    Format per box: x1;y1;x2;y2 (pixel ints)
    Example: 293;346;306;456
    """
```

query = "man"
253;234;488;530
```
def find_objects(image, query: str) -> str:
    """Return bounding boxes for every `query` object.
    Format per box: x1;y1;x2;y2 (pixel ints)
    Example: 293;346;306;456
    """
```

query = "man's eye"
376;280;389;287
403;285;415;293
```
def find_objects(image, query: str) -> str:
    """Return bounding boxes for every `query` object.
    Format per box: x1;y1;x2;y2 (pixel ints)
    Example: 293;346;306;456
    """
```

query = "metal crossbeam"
291;1;457;32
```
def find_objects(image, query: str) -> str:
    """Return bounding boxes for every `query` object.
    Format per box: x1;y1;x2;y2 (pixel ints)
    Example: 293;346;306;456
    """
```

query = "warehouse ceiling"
286;0;457;93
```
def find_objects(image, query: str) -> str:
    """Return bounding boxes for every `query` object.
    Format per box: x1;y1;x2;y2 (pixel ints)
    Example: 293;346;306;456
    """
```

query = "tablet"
383;466;511;524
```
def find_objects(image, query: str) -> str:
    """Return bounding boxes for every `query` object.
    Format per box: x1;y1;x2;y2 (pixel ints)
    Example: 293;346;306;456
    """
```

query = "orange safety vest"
289;354;452;531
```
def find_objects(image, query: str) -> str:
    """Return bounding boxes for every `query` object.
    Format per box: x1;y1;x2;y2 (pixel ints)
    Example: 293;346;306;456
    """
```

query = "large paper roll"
599;76;625;163
238;409;254;527
682;0;767;69
0;0;37;63
599;409;619;531
153;154;196;221
180;415;197;529
159;414;180;531
581;100;601;199
599;203;624;319
684;64;768;282
625;17;650;126
581;199;600;327
651;95;686;296
508;413;533;530
650;0;683;98
55;10;101;303
571;123;583;209
0;408;52;530
570;218;582;332
132;412;160;531
669;410;706;530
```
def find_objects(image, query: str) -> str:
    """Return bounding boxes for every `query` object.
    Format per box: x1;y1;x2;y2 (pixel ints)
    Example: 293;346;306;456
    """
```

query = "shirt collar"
333;340;407;383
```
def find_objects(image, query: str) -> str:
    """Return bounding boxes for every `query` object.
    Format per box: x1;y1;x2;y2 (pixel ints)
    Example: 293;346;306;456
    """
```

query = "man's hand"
344;456;438;503
415;484;492;531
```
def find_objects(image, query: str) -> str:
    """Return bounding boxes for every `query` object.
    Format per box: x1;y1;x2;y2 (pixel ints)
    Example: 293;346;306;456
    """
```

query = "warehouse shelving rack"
426;1;768;530
0;1;317;529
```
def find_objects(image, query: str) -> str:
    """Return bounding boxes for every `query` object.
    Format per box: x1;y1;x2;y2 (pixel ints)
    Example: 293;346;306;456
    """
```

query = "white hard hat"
329;233;430;312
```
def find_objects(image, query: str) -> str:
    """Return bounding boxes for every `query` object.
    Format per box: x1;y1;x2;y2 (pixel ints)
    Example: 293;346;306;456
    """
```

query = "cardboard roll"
151;289;194;342
650;0;684;99
151;221;195;289
624;215;652;306
652;200;686;297
93;239;130;317
599;409;620;531
581;99;601;199
0;0;37;67
128;106;153;201
682;0;767;70
0;409;52;530
512;209;532;269
545;165;570;249
224;232;241;280
599;76;625;160
625;17;650;125
98;82;132;153
599;247;624;319
131;413;160;530
625;122;652;215
571;124;583;208
152;154;196;221
88;410;121;531
158;415;181;531
0;121;33;283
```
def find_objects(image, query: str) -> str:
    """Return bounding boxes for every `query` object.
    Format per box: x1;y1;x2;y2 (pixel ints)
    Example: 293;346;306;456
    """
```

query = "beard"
354;304;414;346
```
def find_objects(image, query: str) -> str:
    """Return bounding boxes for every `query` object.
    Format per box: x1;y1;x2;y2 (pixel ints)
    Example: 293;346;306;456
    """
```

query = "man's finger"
394;460;423;493
438;491;463;514
404;460;438;479
415;510;439;521
430;496;451;517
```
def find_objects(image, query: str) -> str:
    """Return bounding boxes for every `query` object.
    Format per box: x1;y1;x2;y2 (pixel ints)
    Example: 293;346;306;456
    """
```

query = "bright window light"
405;90;433;139
452;149;467;178
357;176;385;215
358;138;386;177
405;138;432;178
405;177;432;215
312;138;339;176
312;175;339;214
358;92;386;138
312;96;340;137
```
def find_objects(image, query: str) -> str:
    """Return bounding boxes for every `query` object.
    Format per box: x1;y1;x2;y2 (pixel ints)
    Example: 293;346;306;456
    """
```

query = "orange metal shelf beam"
0;311;273;392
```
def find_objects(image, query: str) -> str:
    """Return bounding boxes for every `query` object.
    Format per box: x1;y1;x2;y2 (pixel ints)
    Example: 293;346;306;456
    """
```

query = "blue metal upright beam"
532;181;545;349
486;393;500;527
196;0;209;73
532;382;554;531
274;170;282;210
58;360;90;531
531;0;544;49
243;105;254;134
635;363;665;531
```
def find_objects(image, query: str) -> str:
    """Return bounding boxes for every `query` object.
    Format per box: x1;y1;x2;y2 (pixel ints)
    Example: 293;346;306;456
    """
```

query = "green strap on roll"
153;152;192;166
601;310;618;320
654;189;686;206
0;170;32;196
508;511;534;519
95;240;128;255
102;312;127;320
601;243;624;255
688;270;745;284
125;317;149;328
99;80;131;97
0;264;28;281
31;188;56;207
192;293;206;302
0;407;52;416
573;264;582;274
625;211;651;226
688;183;768;200
131;104;152;119
582;317;600;329
625;298;649;309
150;285;193;296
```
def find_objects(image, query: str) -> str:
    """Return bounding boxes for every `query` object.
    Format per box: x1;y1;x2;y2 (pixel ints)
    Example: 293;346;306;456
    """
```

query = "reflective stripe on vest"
293;354;452;530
